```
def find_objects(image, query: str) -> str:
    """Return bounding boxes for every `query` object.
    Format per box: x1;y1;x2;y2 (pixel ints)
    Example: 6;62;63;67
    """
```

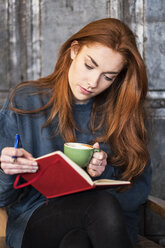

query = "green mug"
64;142;99;168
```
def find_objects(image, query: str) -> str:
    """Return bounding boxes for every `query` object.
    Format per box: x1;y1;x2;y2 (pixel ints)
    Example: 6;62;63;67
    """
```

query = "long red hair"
10;18;149;181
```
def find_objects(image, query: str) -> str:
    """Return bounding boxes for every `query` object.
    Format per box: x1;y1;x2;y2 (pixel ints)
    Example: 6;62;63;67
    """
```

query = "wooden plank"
147;195;165;219
0;208;7;237
134;235;163;248
107;0;124;19
0;1;10;90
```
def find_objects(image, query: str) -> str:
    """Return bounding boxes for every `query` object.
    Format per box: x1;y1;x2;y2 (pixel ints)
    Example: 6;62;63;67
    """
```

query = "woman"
0;18;151;248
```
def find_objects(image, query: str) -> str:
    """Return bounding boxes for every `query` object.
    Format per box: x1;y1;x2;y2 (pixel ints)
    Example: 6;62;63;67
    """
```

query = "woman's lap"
21;190;132;248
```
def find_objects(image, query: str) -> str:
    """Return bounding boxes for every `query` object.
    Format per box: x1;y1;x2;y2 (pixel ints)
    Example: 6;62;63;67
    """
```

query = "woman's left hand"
87;142;107;177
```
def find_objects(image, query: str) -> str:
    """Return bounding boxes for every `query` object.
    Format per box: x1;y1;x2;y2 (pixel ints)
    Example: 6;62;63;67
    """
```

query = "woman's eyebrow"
87;55;119;74
87;55;98;67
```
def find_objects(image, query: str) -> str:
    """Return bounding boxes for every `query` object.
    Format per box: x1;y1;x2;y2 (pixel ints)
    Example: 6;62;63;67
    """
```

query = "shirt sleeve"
107;160;152;212
0;100;18;148
0;100;23;207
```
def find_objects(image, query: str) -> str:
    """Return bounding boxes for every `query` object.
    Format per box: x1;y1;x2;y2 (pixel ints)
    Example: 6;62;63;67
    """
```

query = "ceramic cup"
64;142;99;168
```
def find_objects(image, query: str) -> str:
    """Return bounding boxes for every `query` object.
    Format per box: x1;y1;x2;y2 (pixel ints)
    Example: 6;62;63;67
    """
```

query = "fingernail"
32;162;38;166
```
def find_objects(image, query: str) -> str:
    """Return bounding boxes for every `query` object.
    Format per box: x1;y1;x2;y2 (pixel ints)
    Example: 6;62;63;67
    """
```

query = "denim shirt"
0;88;152;248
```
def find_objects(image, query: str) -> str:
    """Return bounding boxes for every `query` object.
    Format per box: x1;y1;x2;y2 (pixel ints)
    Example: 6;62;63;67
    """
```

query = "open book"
13;151;130;199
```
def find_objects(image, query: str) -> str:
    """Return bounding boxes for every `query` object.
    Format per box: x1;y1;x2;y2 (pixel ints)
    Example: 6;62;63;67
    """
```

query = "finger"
0;154;16;163
10;163;38;170
92;142;100;149
88;163;105;172
14;157;38;166
1;147;34;160
3;167;38;175
1;154;38;167
87;167;101;177
1;162;38;175
90;157;102;166
92;150;107;160
1;160;38;170
87;167;97;177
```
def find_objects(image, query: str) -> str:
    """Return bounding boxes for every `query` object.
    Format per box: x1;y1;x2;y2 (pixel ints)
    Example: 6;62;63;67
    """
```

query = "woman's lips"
79;86;92;95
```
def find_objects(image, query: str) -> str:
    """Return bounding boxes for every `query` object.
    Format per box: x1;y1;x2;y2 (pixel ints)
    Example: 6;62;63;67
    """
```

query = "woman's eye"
85;63;93;70
104;75;113;81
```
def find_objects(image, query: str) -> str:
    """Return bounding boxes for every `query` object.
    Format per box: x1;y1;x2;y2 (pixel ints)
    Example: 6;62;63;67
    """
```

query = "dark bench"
134;195;165;248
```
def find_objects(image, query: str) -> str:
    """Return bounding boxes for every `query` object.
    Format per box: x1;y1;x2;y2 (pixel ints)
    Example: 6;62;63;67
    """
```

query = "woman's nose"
87;73;100;88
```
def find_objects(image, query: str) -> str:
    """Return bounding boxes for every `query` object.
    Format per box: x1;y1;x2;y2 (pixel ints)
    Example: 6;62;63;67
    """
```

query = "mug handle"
93;148;100;152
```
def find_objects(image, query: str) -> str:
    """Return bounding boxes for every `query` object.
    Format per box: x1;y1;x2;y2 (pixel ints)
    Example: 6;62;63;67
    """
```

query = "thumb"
92;142;100;149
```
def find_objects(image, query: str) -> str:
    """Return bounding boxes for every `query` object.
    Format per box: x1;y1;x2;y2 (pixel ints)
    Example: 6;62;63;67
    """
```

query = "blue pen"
12;134;20;161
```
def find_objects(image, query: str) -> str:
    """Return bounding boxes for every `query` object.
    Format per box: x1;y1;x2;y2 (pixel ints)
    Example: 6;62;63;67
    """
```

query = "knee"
84;191;124;228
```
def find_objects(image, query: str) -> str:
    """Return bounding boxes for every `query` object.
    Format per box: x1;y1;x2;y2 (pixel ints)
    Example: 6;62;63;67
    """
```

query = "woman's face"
68;42;124;104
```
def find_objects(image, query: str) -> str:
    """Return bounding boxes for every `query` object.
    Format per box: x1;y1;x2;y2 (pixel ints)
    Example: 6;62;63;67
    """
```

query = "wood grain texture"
147;195;165;219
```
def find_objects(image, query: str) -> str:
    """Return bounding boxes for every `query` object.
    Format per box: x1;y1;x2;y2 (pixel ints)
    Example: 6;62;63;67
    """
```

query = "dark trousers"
21;190;132;248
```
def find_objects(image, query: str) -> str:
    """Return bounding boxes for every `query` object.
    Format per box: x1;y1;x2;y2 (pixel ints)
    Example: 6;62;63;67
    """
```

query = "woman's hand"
87;142;107;177
0;147;38;175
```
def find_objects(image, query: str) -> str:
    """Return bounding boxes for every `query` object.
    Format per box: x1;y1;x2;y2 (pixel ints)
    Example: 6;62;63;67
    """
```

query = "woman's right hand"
0;147;38;175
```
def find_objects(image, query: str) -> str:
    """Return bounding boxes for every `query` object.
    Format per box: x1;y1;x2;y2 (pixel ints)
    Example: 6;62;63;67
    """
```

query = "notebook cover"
14;153;93;198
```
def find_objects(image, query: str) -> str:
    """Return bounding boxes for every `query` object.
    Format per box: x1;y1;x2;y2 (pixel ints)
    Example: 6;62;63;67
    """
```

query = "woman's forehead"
79;43;124;72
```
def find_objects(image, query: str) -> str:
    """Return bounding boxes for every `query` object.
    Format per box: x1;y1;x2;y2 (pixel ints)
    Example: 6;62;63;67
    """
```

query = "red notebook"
13;151;130;199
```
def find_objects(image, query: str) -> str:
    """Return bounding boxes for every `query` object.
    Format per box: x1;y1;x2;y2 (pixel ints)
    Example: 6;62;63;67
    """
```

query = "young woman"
0;18;151;248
